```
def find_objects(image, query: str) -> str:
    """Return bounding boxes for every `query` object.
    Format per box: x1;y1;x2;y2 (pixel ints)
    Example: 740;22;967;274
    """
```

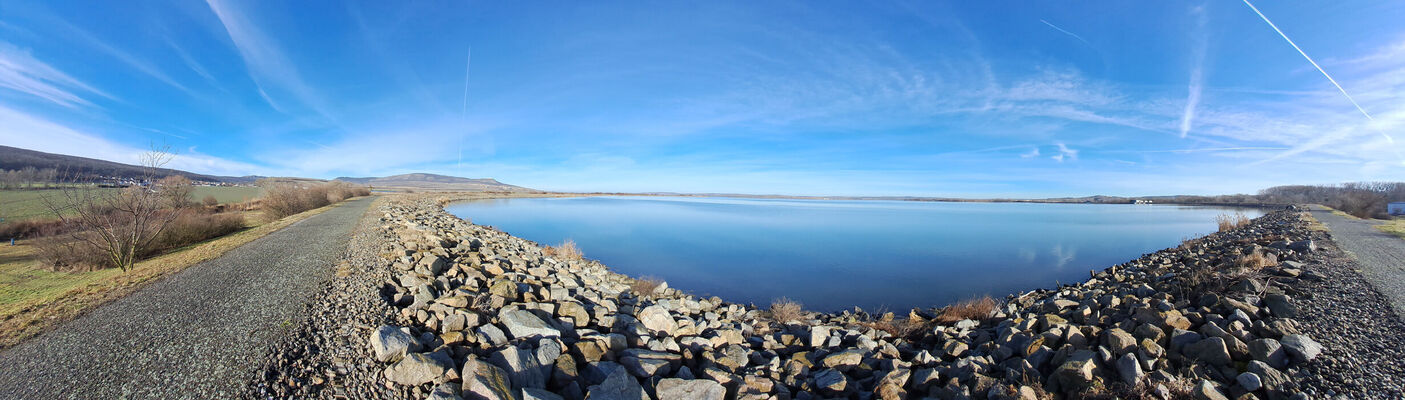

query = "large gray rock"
814;369;848;393
821;349;866;368
656;378;726;400
1248;338;1289;368
1051;350;1099;393
370;326;418;362
420;255;448;275
489;345;547;390
1105;328;1137;356
1193;380;1229;400
1263;294;1297;318
428;383;463;400
1279;334;1323;362
500;309;562;339
810;326;832;348
1184;337;1232;366
557;301;591;328
385;353;451;386
1115;353;1143;385
463;355;516;400
585;366;648;400
1237;372;1263;392
1247;360;1296;400
636;305;675;335
479;324;509;346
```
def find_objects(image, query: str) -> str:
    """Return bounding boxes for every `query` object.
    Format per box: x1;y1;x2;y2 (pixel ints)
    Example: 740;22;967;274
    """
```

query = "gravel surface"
1293;210;1405;399
1308;207;1405;315
0;197;375;399
246;196;404;399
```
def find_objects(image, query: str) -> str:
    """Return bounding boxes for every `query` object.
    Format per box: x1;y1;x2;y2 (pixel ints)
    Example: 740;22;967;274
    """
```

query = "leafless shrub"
769;297;804;324
143;209;244;256
936;295;998;323
0;218;71;240
261;184;332;219
544;239;583;260
201;194;220;207
631;275;663;296
157;175;193;208
33;228;108;271
41;148;185;271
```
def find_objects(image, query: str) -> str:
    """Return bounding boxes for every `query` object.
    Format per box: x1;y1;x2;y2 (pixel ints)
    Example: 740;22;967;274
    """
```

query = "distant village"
0;167;251;190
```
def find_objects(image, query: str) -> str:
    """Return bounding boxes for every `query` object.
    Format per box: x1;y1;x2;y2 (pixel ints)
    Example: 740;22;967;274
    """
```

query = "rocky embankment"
252;197;1388;400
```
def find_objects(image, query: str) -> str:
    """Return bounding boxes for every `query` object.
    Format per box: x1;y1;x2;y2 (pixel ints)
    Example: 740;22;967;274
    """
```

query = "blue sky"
1;1;1402;196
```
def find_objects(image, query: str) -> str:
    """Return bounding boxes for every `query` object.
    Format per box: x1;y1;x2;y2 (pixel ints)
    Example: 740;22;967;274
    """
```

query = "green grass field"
0;186;263;222
189;186;264;204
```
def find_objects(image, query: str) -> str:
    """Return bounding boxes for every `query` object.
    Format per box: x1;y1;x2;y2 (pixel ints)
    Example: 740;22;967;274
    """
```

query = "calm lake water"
446;196;1263;312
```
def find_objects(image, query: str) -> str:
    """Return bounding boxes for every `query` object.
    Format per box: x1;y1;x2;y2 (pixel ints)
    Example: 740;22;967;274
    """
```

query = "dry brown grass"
1236;249;1278;270
936;295;998;323
769;297;804;324
543;239;583;260
630;275;663;296
860;312;928;338
1214;212;1252;232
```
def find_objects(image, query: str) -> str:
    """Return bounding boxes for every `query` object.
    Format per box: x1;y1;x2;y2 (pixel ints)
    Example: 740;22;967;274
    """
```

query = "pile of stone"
364;197;1321;400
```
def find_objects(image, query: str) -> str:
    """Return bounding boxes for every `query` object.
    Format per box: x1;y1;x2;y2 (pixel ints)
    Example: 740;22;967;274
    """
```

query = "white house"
1390;202;1405;216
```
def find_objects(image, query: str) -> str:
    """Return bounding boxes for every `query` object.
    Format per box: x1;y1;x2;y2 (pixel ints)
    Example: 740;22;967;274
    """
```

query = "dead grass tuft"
769;297;804;324
630;276;663;296
543;239;583;260
1236;249;1278;270
936;295;998;323
1214;212;1252;232
860;312;928;338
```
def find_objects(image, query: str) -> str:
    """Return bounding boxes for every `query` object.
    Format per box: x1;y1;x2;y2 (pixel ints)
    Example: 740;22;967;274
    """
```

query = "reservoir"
446;196;1263;312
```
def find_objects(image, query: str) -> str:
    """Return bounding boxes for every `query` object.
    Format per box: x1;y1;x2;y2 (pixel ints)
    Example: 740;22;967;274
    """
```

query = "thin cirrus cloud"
0;42;113;109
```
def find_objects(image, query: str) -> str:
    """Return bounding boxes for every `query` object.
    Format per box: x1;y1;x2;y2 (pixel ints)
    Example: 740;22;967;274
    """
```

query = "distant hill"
0;145;257;184
334;173;534;192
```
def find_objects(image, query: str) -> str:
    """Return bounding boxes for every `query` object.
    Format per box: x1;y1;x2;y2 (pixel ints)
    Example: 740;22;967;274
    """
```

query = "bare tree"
42;147;184;271
157;175;194;208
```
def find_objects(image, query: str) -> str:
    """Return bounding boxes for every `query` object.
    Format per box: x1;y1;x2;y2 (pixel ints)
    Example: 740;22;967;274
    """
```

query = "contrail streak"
1241;0;1370;121
1242;0;1402;164
1180;7;1207;139
1039;19;1092;46
459;47;471;171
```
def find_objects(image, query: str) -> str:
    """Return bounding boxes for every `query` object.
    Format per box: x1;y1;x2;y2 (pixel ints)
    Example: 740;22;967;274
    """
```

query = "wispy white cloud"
0;42;112;108
204;0;336;121
1052;143;1078;162
1020;147;1041;158
40;15;197;98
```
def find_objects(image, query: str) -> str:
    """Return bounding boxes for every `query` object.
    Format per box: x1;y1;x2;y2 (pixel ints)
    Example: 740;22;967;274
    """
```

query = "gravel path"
0;197;375;399
1309;206;1405;315
1289;222;1405;398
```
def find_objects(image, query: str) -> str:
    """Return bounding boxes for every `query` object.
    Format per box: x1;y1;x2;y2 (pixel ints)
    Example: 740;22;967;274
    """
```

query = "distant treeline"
1162;182;1403;219
0;167;60;189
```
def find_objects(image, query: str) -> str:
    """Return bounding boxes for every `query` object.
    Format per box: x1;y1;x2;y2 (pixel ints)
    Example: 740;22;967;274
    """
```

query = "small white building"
1390;202;1405;216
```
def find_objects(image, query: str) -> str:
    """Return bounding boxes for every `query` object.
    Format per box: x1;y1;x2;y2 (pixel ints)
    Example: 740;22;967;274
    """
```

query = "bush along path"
0;196;375;399
251;197;1405;400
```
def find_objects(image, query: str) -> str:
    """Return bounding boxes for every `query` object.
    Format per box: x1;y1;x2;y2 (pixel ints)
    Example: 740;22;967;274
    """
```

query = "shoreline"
251;193;1404;399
